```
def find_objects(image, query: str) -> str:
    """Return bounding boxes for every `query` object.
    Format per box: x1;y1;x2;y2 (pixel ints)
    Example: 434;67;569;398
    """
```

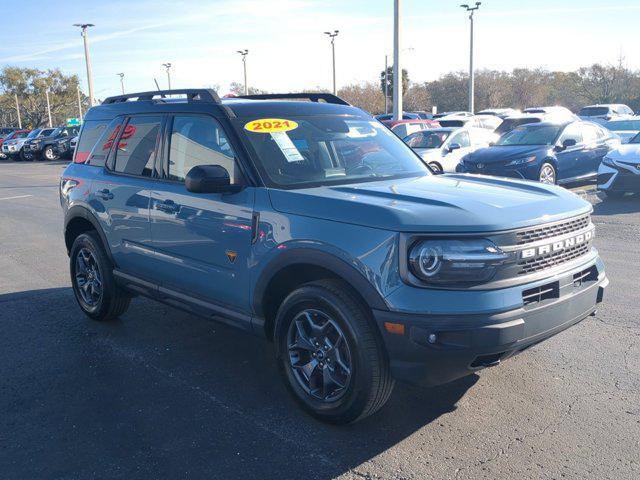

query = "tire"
539;162;557;185
69;231;130;321
20;148;33;162
43;145;58;161
429;162;443;174
275;279;394;424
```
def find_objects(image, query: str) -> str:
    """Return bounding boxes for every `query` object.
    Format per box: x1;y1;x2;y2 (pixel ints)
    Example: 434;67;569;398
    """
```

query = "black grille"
518;243;591;275
516;215;590;245
522;281;559;306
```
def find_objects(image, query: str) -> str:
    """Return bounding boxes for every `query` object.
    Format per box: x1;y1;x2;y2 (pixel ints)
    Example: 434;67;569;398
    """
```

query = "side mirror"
558;138;577;151
448;143;461;153
185;165;241;194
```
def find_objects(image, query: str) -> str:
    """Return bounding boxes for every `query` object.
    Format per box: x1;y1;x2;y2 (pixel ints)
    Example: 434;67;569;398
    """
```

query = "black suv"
22;126;80;161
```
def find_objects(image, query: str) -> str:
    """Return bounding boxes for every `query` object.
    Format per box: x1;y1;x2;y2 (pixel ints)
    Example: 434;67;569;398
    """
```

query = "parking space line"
0;194;34;201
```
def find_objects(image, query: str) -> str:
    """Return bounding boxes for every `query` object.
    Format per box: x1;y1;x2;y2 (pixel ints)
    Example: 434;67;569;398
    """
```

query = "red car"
0;129;30;159
380;119;439;138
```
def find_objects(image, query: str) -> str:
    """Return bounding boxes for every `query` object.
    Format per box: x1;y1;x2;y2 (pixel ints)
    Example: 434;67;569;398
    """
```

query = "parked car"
0;127;17;140
375;112;420;121
602;117;640;144
495;110;578;136
0;129;30;159
60;89;607;424
523;106;575;117
2;128;47;160
380;118;439;138
22;125;80;161
433;111;473;119
597;132;640;198
410;111;434;120
578;104;634;125
476;108;520;119
16;128;55;161
458;120;618;185
403;126;494;172
437;114;502;131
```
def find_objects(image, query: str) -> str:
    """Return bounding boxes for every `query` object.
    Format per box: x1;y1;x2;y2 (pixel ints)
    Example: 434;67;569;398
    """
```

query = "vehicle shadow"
592;193;640;215
0;287;477;480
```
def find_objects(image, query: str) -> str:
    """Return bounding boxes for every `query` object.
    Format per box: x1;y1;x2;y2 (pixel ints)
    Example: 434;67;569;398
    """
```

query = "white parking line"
0;194;33;201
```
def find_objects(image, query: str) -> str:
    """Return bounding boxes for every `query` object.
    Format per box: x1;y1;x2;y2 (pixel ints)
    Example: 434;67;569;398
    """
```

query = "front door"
555;123;584;181
148;114;254;313
441;130;472;172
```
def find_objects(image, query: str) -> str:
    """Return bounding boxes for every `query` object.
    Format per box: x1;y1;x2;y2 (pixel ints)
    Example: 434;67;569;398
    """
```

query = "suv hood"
465;145;549;164
268;174;590;233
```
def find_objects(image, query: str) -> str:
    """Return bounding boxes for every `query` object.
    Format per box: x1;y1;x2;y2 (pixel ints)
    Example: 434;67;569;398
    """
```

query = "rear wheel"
539;162;557;185
275;279;394;424
70;231;130;321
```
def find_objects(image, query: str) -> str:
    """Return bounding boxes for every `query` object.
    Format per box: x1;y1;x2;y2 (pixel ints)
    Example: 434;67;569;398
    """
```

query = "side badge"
225;250;238;264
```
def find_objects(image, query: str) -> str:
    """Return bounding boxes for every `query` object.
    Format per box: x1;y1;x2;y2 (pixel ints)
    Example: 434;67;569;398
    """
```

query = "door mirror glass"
185;165;241;193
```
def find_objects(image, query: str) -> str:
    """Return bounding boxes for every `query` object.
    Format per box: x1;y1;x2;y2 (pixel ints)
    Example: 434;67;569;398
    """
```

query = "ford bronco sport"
60;89;608;424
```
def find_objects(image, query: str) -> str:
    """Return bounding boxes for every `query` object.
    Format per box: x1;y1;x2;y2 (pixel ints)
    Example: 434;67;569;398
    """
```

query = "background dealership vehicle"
23;126;79;160
578;104;634;125
602;117;640;143
403;126;494;172
597;132;640;198
523;106;576;117
436;114;502;131
375;112;420;121
18;127;55;161
495;109;580;136
381;118;439;137
60;89;607;424
476;108;520;119
0;129;29;159
459;120;617;184
433;111;473;119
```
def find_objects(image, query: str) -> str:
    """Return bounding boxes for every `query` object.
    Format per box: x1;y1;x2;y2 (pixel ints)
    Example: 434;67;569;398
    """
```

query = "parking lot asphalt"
1;161;638;480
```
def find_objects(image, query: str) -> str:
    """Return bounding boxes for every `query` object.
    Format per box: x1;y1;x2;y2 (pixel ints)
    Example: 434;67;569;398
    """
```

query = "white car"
433;111;473;119
436;114;502;131
523;106;575;117
579;104;634;125
476;108;520;119
597;132;640;198
602;117;640;144
403;127;494;173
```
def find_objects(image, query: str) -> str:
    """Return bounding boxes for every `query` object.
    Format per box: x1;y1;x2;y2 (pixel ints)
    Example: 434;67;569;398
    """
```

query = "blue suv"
458;120;618;184
60;90;608;423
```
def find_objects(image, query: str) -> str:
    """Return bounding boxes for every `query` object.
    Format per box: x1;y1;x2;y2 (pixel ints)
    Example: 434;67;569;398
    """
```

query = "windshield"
236;116;429;188
27;129;42;139
495;117;540;135
630;133;640;144
404;130;450;149
497;125;561;146
579;107;609;116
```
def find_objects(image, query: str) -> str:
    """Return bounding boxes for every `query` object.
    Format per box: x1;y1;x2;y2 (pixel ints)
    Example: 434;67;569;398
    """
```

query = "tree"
0;67;88;128
338;82;384;114
380;66;409;103
228;82;268;96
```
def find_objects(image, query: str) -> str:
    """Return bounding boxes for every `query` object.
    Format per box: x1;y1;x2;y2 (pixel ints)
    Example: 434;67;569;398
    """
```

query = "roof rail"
237;93;350;106
102;89;221;105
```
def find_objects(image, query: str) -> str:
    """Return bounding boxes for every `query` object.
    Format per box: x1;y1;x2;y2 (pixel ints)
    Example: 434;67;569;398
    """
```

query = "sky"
0;0;639;100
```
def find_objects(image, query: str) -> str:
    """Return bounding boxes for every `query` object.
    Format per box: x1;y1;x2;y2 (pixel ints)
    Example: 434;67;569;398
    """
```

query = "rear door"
148;113;255;312
441;130;471;172
91;114;163;280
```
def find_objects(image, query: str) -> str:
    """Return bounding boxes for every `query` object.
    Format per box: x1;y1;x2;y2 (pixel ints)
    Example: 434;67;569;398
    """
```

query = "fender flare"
252;248;389;317
64;205;114;263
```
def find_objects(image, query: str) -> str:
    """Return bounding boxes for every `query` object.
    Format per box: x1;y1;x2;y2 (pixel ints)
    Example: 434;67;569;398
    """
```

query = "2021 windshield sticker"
244;118;298;133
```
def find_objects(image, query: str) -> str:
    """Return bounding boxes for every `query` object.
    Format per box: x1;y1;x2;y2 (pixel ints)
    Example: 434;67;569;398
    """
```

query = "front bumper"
598;162;640;193
374;257;607;386
457;161;538;180
2;144;19;154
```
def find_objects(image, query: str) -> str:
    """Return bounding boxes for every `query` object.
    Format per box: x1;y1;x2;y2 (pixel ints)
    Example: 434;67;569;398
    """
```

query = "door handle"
154;199;180;214
96;188;113;200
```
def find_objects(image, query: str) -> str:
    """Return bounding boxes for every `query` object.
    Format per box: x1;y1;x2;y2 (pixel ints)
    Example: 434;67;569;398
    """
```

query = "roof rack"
102;89;221;105
237;93;350;106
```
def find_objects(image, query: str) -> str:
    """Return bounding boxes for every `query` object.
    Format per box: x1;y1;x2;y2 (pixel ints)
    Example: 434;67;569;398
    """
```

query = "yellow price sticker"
244;118;299;133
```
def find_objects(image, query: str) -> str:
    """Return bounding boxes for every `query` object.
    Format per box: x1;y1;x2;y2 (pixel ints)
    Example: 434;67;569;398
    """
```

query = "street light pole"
323;30;339;95
384;54;389;114
73;24;95;106
76;85;83;121
460;2;481;113
14;93;22;129
45;89;52;127
162;63;172;90
117;73;125;94
236;50;249;95
392;0;402;121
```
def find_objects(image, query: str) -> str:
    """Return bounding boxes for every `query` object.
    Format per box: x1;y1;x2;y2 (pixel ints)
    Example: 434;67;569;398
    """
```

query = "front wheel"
429;162;443;174
20;149;33;162
539;162;557;185
275;280;394;424
70;232;131;321
43;145;58;161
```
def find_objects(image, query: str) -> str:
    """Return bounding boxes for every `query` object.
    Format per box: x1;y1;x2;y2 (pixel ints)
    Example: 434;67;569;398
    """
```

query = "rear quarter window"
74;120;108;164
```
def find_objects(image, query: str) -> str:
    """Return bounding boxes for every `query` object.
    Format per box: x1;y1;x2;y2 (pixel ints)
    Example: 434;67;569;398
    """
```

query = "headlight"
602;156;616;167
408;239;509;285
506;155;537;167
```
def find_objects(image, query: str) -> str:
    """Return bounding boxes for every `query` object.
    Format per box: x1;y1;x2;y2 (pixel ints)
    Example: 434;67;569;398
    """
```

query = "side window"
167;115;239;183
74;120;108;164
449;131;471;148
87;118;124;167
113;115;161;177
559;124;583;145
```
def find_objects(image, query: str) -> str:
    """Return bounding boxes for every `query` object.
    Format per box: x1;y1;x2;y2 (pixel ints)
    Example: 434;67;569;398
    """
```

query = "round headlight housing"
408;239;509;285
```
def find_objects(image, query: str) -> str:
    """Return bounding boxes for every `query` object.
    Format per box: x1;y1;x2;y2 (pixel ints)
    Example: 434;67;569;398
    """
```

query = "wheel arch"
64;206;113;263
253;249;389;340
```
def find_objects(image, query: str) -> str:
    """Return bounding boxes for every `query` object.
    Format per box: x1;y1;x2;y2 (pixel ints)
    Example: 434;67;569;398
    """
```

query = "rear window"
605;120;640;131
85;118;124;167
579;107;609;116
438;120;465;128
74;120;108;163
112;116;161;177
